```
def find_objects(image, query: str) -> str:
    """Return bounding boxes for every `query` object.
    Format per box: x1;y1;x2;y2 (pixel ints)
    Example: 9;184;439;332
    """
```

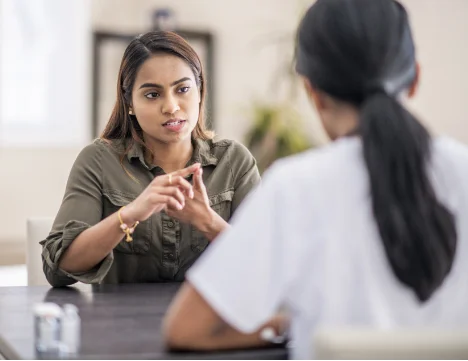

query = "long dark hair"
101;31;213;158
296;0;456;302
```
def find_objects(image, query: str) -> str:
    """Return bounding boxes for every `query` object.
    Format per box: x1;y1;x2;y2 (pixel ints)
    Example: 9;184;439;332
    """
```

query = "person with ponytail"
163;0;468;358
41;31;260;287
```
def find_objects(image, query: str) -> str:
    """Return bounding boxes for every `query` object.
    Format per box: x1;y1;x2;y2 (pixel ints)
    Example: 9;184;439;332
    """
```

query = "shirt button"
168;221;174;228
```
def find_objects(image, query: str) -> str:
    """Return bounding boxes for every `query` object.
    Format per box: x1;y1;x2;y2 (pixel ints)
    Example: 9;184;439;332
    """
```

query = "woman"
163;0;468;358
41;31;260;287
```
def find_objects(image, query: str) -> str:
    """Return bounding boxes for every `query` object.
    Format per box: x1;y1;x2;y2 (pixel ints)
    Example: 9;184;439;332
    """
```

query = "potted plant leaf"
245;101;312;174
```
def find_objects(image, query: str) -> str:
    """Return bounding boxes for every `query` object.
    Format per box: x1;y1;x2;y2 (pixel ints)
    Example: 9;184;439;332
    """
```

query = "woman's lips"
162;119;186;132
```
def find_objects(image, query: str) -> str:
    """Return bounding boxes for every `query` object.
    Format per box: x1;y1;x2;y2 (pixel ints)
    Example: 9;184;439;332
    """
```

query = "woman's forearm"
59;208;134;273
165;313;286;351
195;209;230;242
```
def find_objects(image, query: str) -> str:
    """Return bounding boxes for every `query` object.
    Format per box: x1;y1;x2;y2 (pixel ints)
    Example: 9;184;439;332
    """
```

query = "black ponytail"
360;93;456;301
296;0;457;301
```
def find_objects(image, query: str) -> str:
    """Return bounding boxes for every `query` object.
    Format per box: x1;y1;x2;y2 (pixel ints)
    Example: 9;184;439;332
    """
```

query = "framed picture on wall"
91;30;214;138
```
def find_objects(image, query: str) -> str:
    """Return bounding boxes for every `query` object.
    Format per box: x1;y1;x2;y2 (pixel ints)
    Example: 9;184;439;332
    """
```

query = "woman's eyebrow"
138;77;192;90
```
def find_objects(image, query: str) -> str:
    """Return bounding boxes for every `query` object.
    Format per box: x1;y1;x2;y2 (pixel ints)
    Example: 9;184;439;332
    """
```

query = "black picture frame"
91;29;214;138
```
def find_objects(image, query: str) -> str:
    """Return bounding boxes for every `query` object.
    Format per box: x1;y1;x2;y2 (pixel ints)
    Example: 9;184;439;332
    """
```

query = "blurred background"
1;0;468;283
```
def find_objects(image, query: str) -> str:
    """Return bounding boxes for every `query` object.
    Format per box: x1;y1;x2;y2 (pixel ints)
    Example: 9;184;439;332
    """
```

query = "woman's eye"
178;86;190;93
145;92;160;99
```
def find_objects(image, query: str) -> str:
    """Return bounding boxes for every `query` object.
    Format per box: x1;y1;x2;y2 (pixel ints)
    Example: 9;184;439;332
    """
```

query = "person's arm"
195;209;229;242
41;143;107;287
166;166;228;242
163;163;295;350
163;282;287;350
198;141;261;239
41;142;199;286
166;141;261;241
58;209;133;273
60;165;198;273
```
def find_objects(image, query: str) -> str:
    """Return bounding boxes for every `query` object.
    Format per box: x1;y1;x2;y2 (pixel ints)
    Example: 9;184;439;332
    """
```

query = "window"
0;0;91;147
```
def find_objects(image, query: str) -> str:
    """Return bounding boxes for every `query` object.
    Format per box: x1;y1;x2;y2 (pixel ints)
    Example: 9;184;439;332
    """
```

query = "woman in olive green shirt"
41;31;260;287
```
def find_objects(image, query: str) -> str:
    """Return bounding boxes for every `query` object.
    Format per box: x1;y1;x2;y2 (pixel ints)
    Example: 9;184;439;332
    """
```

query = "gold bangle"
118;206;140;242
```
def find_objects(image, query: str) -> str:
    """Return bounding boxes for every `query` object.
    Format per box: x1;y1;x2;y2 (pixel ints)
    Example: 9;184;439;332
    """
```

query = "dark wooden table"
0;283;288;359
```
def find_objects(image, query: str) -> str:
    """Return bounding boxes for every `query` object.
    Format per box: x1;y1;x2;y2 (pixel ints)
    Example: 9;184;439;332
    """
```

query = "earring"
129;109;133;115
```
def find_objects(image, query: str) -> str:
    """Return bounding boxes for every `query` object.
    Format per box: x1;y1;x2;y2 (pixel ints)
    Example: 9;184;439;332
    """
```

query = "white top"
187;136;468;359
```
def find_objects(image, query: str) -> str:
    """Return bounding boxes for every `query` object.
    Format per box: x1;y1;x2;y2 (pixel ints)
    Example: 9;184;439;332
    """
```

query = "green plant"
245;102;311;174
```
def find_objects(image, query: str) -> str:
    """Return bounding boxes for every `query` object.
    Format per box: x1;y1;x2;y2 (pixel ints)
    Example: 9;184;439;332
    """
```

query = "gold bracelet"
118;206;140;242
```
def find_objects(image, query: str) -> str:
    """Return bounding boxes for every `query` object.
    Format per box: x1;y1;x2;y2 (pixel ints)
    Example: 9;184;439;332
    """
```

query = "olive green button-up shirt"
41;138;260;287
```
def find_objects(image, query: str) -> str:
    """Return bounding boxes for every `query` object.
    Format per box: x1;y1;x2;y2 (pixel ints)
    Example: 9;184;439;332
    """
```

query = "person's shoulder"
75;139;104;159
202;138;255;165
75;138;124;163
254;137;362;214
434;136;468;161
209;138;252;156
432;136;468;184
267;136;362;181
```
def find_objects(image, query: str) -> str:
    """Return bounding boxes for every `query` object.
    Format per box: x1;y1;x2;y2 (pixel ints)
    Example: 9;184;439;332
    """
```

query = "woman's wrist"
195;207;216;233
195;207;228;241
119;204;138;226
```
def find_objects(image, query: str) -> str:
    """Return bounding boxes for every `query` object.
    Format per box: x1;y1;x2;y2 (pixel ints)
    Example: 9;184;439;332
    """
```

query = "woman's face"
131;53;201;145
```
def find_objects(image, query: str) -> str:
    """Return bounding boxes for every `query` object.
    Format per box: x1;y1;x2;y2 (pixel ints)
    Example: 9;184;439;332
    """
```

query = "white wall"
0;148;80;243
401;0;468;142
0;0;91;258
296;0;468;144
92;0;312;141
1;0;468;262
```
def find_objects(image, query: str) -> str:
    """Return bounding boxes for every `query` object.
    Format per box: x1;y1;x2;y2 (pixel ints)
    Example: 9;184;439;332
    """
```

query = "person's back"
162;0;468;358
266;135;468;357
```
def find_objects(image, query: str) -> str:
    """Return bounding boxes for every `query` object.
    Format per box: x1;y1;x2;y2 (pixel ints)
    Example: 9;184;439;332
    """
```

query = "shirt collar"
191;138;219;167
126;139;146;166
126;137;219;170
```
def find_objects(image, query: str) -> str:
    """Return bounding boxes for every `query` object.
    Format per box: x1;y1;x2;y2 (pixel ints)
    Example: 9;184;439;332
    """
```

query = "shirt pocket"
191;190;234;253
102;190;151;255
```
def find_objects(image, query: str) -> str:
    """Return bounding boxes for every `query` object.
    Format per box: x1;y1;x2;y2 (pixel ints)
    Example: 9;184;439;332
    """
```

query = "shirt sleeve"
187;163;294;333
40;142;114;287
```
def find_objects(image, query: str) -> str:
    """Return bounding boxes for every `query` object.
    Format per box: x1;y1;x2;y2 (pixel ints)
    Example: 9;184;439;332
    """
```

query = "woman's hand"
167;168;229;241
166;167;211;224
121;163;201;224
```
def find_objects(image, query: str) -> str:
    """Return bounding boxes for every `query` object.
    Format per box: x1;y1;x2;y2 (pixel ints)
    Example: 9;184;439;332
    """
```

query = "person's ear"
303;77;326;112
408;62;420;99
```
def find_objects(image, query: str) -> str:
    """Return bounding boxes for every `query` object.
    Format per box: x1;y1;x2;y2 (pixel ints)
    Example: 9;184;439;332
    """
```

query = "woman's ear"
408;62;420;98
